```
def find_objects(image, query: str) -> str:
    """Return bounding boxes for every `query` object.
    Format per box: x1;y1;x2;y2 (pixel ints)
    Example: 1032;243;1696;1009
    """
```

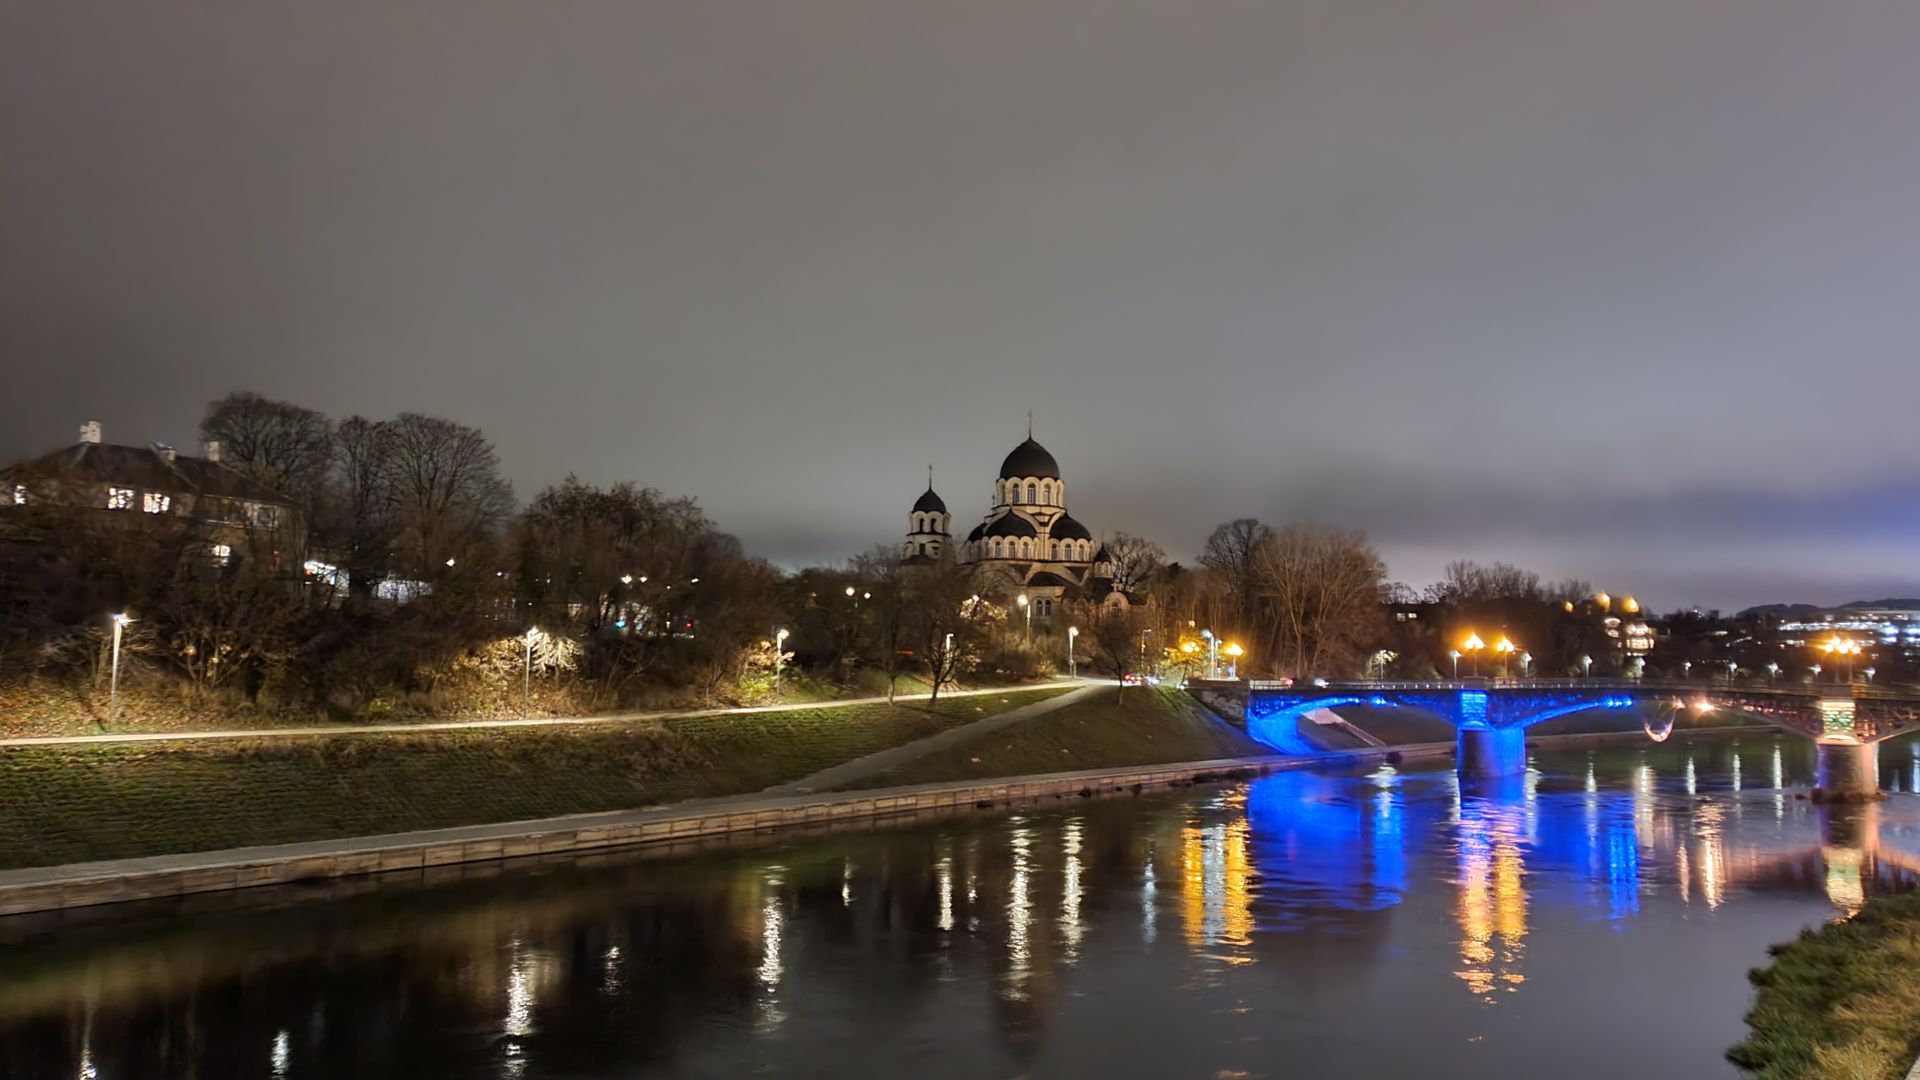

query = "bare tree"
1101;532;1166;597
1070;597;1148;699
1253;524;1387;679
199;392;335;507
1199;518;1271;653
907;558;977;701
380;413;514;574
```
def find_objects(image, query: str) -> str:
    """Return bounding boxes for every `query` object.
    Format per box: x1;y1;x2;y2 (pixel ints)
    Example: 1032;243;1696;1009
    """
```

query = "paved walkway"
0;681;1089;749
765;683;1105;794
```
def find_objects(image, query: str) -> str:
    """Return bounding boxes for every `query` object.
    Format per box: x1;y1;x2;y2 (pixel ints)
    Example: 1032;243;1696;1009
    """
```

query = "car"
1121;672;1148;686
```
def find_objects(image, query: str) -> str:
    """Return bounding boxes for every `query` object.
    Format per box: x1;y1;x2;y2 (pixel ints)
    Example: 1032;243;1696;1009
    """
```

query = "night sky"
5;3;1919;611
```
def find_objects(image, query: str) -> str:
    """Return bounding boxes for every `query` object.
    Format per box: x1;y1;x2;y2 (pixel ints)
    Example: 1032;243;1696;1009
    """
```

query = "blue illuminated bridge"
1195;679;1920;794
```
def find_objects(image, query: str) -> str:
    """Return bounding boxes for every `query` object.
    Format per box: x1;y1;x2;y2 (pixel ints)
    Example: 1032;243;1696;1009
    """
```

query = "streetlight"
1067;625;1079;678
774;628;791;698
1449;650;1462;680
1725;659;1738;684
1017;593;1031;643
1493;636;1514;678
1519;651;1531;678
109;612;130;716
1224;642;1244;679
1201;629;1217;679
1820;637;1862;684
1767;662;1780;684
522;626;542;719
1682;660;1692;680
1462;633;1484;677
1866;666;1877;686
1811;663;1823;682
1581;654;1592;679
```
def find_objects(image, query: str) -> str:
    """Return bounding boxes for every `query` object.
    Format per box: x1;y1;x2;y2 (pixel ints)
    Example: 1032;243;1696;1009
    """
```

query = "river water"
7;735;1920;1080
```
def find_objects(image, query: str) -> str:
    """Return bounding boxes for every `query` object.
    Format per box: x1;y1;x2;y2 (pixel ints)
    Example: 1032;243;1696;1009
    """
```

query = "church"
901;425;1121;618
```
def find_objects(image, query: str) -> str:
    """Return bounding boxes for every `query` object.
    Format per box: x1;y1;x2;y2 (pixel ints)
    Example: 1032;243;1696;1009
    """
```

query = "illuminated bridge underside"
1247;689;1633;743
1243;680;1920;781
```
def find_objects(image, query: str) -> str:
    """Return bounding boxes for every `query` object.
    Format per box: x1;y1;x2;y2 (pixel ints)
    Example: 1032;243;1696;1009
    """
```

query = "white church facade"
901;427;1120;617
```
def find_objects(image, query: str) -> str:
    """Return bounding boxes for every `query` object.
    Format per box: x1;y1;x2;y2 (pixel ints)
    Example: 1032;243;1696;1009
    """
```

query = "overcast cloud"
4;1;1919;611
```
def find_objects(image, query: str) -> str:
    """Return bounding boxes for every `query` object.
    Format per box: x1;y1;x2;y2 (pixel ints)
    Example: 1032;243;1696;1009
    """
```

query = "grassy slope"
1730;891;1920;1080
0;688;1069;870
848;686;1268;789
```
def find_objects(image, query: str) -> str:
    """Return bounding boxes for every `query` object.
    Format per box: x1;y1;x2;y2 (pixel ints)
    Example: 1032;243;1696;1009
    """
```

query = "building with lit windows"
2;420;303;570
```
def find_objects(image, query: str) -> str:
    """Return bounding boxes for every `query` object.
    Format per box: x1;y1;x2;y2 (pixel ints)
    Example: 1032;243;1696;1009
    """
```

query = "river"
6;734;1920;1079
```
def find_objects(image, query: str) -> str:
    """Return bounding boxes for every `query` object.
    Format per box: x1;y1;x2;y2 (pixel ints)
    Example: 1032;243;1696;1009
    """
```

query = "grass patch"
0;688;1069;870
848;687;1267;789
1730;891;1920;1079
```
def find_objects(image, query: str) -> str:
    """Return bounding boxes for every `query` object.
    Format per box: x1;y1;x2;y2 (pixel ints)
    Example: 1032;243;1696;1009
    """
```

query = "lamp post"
1866;666;1876;686
1462;633;1484;677
1767;662;1780;685
774;628;791;698
1067;625;1079;679
1811;663;1823;683
1682;660;1692;680
522;627;541;719
1449;650;1461;680
1017;593;1031;643
109;612;130;716
1581;654;1592;679
1493;636;1514;678
1726;659;1738;685
1224;642;1244;680
1519;651;1531;678
1201;629;1216;679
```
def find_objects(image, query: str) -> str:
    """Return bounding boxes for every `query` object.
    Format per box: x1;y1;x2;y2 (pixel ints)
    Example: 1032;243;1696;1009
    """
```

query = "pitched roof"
7;443;293;505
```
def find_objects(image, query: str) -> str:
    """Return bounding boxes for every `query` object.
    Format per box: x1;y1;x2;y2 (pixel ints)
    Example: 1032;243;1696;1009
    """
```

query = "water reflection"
8;737;1920;1079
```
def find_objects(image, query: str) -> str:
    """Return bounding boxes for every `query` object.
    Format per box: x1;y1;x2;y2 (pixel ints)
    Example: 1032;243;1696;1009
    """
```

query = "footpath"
765;683;1102;793
0;681;1083;749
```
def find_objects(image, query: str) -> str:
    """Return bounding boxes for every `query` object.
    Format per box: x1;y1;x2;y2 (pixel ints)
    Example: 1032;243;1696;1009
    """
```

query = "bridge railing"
1241;677;1836;698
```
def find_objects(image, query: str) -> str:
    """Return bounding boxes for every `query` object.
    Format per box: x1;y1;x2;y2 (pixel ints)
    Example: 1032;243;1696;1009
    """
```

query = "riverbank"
0;686;1072;871
1731;891;1920;1080
0;725;1769;919
0;747;1444;918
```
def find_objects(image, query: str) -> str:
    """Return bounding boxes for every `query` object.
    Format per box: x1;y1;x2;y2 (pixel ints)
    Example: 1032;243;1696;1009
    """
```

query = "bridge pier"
1456;726;1528;779
1815;741;1879;801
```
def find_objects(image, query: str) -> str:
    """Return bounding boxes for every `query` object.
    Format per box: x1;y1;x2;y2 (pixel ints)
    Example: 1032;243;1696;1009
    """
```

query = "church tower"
903;466;951;563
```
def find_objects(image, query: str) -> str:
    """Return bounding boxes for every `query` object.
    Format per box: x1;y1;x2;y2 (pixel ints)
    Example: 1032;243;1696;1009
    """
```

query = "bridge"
1200;678;1920;794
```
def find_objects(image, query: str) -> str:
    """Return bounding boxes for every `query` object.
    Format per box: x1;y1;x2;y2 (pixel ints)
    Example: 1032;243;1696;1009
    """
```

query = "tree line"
3;390;1757;725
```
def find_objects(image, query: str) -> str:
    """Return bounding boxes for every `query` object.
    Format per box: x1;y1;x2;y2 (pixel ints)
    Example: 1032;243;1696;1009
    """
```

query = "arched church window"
1025;482;1036;503
1039;482;1052;504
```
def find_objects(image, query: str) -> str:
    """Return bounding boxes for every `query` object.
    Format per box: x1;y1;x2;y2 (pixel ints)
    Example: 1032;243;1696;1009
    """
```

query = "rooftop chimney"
202;439;221;463
79;420;101;445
